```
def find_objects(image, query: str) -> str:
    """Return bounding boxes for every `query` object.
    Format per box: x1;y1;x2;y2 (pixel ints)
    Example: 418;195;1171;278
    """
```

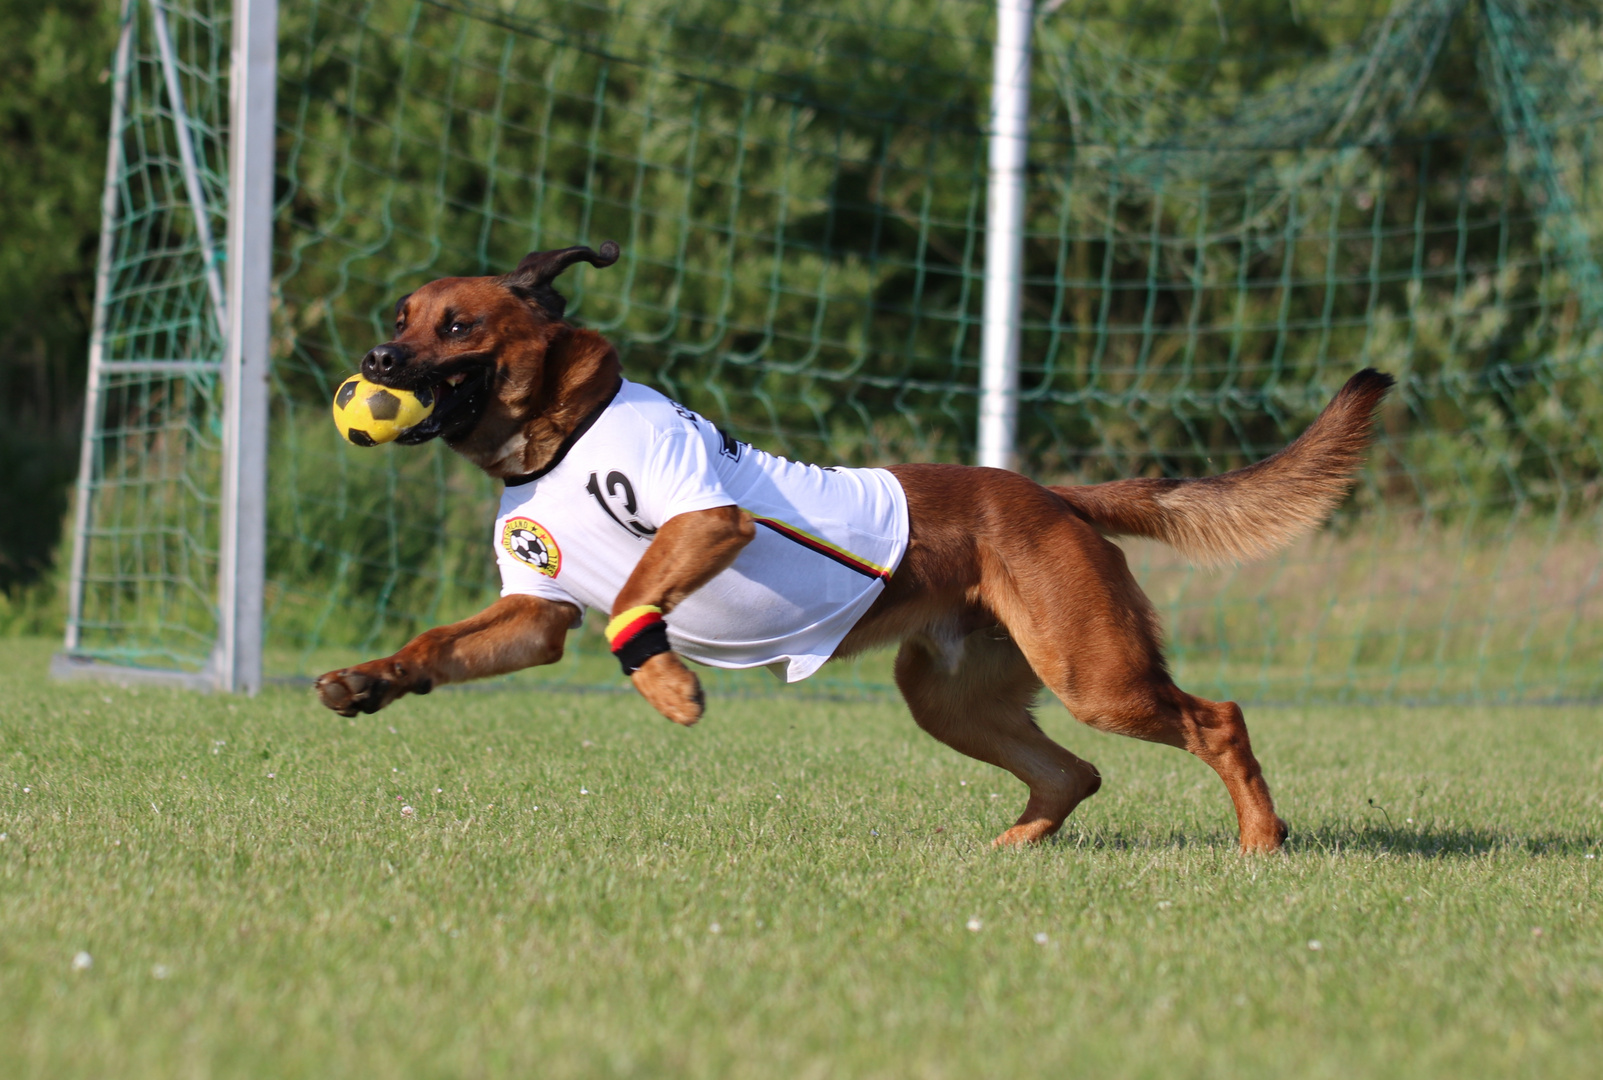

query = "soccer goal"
58;0;1603;703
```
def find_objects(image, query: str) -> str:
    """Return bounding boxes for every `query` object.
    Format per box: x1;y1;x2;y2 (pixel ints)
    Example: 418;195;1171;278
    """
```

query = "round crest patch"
502;517;561;577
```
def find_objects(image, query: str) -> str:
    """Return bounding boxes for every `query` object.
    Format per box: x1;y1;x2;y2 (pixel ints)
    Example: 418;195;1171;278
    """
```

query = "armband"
606;604;671;675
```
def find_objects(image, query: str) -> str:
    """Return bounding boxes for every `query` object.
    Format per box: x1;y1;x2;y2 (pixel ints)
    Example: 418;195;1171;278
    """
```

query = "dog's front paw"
630;651;704;726
314;659;429;717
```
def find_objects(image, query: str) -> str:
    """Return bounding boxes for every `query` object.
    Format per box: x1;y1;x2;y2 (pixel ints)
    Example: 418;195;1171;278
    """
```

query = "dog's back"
1051;368;1395;566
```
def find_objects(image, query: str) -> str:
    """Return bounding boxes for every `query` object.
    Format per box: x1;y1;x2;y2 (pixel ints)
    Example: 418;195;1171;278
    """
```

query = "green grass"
2;636;1600;1079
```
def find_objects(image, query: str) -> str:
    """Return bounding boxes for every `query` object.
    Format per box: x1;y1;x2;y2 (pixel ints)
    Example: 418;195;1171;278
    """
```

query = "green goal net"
67;0;1602;703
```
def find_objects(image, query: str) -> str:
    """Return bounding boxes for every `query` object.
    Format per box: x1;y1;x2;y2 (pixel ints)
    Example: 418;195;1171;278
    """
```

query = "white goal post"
978;0;1033;473
54;0;277;694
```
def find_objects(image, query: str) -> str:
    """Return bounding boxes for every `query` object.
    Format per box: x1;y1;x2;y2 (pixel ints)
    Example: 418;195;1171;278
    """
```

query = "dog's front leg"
609;505;755;725
314;594;576;716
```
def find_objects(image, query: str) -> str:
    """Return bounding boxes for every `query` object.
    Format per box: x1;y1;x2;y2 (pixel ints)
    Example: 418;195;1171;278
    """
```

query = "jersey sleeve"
494;513;584;626
634;424;739;526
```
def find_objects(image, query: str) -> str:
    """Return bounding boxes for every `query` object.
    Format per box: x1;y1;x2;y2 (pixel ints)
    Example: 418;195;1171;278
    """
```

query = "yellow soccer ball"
331;374;435;446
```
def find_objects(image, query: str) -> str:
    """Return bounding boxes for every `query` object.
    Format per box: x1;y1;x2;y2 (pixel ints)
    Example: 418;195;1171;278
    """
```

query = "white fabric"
494;379;908;682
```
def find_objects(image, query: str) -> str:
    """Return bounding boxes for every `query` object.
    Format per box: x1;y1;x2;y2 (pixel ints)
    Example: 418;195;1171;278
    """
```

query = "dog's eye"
448;321;470;336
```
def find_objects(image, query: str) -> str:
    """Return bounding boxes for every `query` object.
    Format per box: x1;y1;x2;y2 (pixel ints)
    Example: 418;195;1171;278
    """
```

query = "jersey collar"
502;377;623;488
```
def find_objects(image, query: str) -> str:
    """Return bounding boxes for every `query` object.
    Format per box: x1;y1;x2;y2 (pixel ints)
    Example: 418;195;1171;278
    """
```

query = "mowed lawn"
2;637;1599;1079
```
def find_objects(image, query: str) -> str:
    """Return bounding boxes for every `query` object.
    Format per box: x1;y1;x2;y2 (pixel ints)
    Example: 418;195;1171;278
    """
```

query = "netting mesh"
70;0;230;670
69;0;1602;702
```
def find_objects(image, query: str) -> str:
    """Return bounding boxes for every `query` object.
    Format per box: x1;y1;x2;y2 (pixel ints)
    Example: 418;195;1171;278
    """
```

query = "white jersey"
494;379;908;682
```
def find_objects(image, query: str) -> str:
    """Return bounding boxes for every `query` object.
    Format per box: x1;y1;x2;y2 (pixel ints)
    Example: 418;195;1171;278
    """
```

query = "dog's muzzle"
360;340;494;445
393;365;492;445
362;342;414;381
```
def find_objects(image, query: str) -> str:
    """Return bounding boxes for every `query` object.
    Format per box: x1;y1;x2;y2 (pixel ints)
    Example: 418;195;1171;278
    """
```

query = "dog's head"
361;241;621;475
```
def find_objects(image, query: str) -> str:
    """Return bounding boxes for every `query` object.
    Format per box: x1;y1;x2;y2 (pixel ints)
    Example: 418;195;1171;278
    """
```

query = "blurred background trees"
0;1;118;603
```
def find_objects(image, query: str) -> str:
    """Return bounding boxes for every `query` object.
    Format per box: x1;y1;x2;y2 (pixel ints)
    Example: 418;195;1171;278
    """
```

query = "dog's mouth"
376;361;493;446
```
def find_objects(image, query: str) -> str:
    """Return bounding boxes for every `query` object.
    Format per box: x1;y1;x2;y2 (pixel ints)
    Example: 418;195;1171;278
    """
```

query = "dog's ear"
504;241;620;320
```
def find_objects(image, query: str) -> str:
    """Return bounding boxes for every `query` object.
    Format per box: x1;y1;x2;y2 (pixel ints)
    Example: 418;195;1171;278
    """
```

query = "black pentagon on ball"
366;389;401;421
346;428;377;447
413;386;432;408
335;379;359;409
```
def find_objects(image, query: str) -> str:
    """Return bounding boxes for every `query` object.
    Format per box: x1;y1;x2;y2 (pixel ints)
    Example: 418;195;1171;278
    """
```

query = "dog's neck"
452;325;622;481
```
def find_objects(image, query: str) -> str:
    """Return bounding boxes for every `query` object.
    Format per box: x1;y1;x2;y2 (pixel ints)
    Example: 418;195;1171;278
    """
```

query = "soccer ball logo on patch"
502;517;560;577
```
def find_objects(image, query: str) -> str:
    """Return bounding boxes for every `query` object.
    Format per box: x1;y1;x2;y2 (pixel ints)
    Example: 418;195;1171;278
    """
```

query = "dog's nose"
362;343;410;380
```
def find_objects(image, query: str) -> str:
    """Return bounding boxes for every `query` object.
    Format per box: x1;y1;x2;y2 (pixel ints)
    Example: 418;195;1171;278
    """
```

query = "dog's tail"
1050;369;1395;566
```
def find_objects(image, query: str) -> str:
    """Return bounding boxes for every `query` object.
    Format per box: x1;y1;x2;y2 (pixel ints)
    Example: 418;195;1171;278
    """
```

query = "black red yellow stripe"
748;514;892;582
606;604;664;650
606;604;670;676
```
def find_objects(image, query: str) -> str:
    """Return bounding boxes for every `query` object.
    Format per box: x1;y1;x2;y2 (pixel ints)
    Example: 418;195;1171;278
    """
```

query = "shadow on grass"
1047;825;1598;858
1287;824;1599;858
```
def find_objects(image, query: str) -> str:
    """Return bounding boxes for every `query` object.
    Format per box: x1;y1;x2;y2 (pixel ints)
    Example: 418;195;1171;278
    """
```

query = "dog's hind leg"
971;501;1286;851
1040;659;1288;851
1157;691;1288;852
895;626;1103;847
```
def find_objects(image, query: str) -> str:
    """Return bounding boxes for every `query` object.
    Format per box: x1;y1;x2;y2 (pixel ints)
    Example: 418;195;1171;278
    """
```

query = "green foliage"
266;0;1603;474
0;423;75;595
0;0;119;593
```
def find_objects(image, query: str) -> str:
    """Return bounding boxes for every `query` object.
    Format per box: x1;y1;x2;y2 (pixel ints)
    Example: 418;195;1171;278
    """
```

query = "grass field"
2;635;1600;1078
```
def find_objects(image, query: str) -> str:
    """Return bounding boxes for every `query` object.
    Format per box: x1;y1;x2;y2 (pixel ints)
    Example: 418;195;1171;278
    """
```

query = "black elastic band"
503;377;623;488
613;620;671;675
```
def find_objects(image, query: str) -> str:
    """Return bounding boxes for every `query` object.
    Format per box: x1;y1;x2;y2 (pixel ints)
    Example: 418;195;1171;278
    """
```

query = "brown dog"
315;241;1393;851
